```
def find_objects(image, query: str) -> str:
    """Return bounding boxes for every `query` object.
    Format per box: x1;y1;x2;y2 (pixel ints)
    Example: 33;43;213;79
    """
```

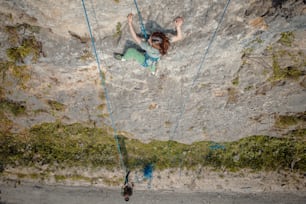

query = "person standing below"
115;13;184;75
121;170;134;202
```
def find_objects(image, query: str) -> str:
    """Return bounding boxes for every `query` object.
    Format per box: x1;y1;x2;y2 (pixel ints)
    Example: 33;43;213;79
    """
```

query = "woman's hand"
171;16;184;43
174;17;184;27
127;13;141;44
127;13;133;24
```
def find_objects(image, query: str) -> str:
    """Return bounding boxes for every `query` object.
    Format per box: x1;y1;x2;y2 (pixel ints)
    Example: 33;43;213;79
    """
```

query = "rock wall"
0;0;305;143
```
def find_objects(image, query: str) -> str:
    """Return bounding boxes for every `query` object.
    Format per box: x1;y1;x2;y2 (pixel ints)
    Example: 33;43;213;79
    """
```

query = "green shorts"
123;48;156;73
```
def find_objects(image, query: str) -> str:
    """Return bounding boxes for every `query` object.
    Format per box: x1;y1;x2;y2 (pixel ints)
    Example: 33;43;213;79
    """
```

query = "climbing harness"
81;0;127;173
142;52;160;67
133;0;148;39
170;0;232;141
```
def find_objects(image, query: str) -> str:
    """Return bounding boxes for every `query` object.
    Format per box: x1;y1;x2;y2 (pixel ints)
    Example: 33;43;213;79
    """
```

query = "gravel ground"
1;181;305;204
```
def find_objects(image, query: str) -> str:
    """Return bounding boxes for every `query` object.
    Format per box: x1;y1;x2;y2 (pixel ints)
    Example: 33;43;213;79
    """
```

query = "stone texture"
0;0;305;143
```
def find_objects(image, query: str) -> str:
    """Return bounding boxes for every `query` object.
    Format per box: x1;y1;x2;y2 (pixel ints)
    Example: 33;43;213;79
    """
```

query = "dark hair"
151;32;170;55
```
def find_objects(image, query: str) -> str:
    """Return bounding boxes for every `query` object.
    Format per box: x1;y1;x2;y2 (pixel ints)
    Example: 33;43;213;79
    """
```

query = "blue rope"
133;0;148;39
81;0;126;172
170;0;232;140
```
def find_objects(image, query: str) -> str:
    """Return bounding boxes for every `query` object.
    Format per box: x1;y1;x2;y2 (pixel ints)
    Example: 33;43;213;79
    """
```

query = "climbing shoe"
149;65;157;76
114;53;126;61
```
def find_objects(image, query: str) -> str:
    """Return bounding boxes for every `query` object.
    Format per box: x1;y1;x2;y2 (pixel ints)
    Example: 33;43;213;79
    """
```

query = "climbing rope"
170;0;232;141
133;0;149;39
81;0;126;173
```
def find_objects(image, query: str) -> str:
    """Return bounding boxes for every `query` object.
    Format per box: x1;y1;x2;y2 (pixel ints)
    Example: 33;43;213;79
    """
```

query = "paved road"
1;181;305;204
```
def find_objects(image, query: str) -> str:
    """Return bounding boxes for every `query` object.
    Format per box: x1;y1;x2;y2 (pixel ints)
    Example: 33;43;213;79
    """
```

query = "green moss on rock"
47;100;66;111
4;23;42;64
113;22;122;38
0;99;26;116
0;61;31;89
264;32;304;84
269;53;303;82
274;112;306;128
0;113;13;133
278;31;295;47
6;36;42;63
78;49;93;61
0;122;305;173
231;76;239;86
5;25;19;45
0;87;5;99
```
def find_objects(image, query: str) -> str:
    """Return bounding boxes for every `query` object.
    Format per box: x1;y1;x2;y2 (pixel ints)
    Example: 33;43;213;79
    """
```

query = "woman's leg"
148;65;156;73
123;48;145;65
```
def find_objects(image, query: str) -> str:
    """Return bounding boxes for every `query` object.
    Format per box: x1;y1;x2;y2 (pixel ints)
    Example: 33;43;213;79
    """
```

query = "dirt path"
1;181;305;204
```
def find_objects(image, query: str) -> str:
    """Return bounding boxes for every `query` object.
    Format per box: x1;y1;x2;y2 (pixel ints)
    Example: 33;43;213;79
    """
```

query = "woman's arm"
127;13;142;45
171;17;184;43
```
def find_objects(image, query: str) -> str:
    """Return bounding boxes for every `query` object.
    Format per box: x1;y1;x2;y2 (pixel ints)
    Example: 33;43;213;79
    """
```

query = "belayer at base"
121;170;134;202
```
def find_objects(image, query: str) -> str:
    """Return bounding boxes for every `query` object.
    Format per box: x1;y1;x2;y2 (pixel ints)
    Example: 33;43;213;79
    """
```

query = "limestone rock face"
0;0;305;143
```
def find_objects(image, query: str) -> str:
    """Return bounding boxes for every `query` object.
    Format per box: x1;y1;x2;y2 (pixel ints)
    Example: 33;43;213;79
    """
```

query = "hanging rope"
133;0;149;39
81;0;126;173
170;0;232;140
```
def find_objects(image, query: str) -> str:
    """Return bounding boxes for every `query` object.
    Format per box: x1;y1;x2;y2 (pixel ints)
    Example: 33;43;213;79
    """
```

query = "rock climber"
121;170;134;202
115;13;184;75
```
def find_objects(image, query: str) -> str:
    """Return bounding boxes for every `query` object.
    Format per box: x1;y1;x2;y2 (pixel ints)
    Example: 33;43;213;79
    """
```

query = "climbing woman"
115;13;184;75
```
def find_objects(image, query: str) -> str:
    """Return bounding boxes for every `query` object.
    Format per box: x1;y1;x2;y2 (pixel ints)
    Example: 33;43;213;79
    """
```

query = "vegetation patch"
0;99;26;116
4;23;43;63
5;25;19;45
0;61;31;89
0;112;13;133
231;76;239;86
97;103;106;111
300;77;306;88
0;99;26;133
5;23;40;45
266;41;305;82
241;47;254;58
240;31;303;89
1;23;42;89
0;122;305;174
78;49;93;61
274;112;306;129
0;86;5;99
278;31;295;47
113;22;122;38
244;85;253;91
6;36;42;63
286;129;306;140
47;100;66;111
270;53;303;82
